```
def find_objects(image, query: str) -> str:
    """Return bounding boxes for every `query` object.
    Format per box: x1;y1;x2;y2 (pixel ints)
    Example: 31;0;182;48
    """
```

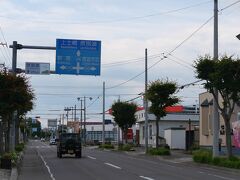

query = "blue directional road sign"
56;39;101;75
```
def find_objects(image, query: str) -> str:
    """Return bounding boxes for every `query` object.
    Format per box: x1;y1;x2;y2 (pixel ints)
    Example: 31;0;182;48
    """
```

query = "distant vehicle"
49;138;56;145
57;133;82;158
40;138;45;142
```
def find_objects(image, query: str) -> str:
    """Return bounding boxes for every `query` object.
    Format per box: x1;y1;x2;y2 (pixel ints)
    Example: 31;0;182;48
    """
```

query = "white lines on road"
197;171;236;180
39;155;56;180
87;156;96;160
212;174;235;180
139;175;155;180
104;163;121;169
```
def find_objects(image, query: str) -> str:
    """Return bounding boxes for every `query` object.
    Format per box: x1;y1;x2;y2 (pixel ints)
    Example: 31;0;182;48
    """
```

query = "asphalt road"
18;140;240;180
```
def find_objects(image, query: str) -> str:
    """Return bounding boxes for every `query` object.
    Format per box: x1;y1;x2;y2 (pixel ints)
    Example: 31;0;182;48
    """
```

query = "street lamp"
236;34;240;40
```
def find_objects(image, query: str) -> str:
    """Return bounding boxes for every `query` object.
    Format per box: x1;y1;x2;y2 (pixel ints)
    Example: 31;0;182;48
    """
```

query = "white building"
136;106;199;147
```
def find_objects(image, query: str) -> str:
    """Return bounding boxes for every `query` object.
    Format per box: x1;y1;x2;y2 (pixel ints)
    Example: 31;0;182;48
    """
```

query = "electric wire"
0;26;12;66
220;0;240;11
168;54;193;66
87;96;101;108
106;0;239;90
165;56;194;70
0;1;212;25
106;15;213;90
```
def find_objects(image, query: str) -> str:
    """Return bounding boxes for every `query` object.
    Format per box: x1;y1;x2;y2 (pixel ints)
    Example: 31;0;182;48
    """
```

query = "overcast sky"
0;0;240;127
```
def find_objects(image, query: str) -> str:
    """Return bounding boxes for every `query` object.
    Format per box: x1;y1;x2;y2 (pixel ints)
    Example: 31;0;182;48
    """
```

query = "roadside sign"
25;62;50;74
55;39;101;75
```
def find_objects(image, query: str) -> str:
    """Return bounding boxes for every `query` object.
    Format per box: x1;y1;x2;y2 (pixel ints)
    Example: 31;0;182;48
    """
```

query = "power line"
168;54;193;66
87;96;101;108
106;15;213;90
0;1;212;25
0;26;12;66
220;0;240;11
165;56;194;70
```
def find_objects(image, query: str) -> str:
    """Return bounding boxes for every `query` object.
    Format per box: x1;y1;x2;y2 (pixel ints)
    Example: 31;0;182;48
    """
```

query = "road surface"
18;140;240;180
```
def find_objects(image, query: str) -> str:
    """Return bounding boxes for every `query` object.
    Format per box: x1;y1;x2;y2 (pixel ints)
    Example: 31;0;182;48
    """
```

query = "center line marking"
87;156;96;160
40;155;55;180
104;163;121;169
139;175;155;180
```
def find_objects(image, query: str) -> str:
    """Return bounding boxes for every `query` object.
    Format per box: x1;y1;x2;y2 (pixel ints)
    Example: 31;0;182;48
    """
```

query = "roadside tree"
111;101;137;144
0;71;34;152
145;79;179;148
194;55;240;158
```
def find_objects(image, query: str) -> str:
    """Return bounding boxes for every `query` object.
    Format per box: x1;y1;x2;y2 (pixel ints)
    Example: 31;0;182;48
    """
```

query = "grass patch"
148;147;170;156
118;144;134;151
193;149;240;169
98;144;115;149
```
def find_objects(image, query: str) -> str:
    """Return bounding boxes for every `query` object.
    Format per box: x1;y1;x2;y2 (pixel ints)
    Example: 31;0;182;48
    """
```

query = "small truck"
56;126;82;158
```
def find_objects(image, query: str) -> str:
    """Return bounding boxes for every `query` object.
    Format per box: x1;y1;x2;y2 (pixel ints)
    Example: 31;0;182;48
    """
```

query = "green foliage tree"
111;101;137;143
146;79;179;148
0;71;35;152
194;55;240;158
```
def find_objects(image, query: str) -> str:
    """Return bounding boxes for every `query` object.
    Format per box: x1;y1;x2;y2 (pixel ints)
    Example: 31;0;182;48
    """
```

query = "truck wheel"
76;152;81;158
57;152;62;158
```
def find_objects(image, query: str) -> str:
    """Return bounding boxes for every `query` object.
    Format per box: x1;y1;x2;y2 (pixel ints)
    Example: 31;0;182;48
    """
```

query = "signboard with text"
55;39;101;75
25;62;50;74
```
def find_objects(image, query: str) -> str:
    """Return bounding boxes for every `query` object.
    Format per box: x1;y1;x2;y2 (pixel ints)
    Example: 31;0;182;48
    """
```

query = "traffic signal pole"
9;41;56;150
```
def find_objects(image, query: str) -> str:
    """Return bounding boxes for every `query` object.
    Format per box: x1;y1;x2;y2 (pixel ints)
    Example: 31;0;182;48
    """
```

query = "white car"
49;138;56;145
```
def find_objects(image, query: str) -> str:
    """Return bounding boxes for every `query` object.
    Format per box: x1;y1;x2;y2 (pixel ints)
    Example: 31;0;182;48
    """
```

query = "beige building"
199;92;240;147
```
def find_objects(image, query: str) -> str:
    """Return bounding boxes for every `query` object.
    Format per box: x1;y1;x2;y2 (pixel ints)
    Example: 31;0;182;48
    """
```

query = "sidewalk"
0;168;11;180
124;146;193;163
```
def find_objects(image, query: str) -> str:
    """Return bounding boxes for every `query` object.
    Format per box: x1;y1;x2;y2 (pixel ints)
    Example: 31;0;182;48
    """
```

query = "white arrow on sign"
60;65;67;70
90;67;96;71
72;62;84;74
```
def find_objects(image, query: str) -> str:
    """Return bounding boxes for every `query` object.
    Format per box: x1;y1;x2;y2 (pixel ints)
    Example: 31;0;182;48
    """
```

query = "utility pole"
80;100;83;133
84;96;86;144
213;0;220;157
144;48;149;153
9;41;18;152
74;105;77;122
62;114;64;125
102;81;105;145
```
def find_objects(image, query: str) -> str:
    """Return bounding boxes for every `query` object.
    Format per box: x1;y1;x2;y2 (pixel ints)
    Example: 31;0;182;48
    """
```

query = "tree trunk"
156;116;160;148
124;129;128;144
15;117;19;145
5;118;10;152
0;121;3;154
224;119;233;158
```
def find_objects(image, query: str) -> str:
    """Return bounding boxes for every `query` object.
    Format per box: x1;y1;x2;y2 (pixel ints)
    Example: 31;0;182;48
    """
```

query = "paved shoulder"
18;142;52;180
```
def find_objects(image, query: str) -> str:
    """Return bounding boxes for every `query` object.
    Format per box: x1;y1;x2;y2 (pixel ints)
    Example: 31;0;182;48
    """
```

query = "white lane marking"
139;175;155;180
87;156;96;160
200;172;236;180
212;174;235;180
104;163;121;169
40;155;56;180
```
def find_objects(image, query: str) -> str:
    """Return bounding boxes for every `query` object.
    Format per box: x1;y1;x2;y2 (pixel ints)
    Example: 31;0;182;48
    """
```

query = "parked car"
40;138;45;142
49;138;56;145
